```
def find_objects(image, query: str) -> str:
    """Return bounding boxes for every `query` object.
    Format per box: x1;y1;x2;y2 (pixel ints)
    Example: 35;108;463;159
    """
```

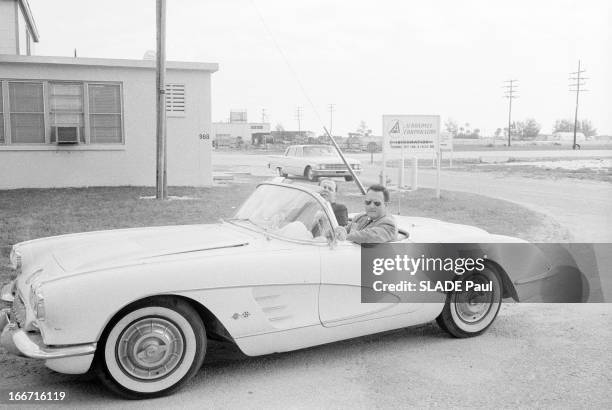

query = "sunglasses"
364;199;382;207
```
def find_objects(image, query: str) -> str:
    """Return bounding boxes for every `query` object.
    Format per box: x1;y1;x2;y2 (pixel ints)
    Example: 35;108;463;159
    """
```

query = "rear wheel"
276;167;287;177
436;266;502;338
95;297;206;399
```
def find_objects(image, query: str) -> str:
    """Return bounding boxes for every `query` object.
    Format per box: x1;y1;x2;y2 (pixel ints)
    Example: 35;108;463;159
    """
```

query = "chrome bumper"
313;169;361;176
0;308;97;360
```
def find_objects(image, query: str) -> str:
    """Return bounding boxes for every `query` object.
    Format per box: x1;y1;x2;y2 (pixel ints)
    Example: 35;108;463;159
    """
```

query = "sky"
28;0;611;136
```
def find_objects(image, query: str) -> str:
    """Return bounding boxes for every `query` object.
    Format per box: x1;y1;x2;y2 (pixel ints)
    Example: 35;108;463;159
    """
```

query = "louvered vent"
165;84;185;114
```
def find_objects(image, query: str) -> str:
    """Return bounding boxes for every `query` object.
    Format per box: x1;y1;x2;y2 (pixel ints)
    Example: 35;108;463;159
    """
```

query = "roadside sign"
381;114;442;199
383;115;440;152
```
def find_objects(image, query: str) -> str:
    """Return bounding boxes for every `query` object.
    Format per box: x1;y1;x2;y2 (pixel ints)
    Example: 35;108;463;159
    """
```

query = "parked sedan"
268;144;361;181
0;181;588;399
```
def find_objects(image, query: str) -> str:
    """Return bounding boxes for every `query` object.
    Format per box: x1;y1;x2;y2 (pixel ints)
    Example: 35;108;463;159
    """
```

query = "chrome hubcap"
117;318;184;380
454;276;494;323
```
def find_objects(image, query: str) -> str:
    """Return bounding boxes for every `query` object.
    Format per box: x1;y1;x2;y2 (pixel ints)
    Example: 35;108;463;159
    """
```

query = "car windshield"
232;184;334;241
302;146;337;157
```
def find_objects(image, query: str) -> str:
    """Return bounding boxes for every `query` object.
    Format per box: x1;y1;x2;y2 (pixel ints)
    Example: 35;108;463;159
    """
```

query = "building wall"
0;57;215;188
0;0;18;54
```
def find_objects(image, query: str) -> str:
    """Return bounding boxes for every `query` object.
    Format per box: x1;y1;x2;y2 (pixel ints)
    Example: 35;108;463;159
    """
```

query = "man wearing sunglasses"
318;178;349;227
335;184;398;243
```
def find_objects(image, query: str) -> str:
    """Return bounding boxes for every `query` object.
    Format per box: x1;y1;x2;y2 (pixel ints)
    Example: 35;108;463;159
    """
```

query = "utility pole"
569;60;588;150
328;104;335;136
295;106;302;138
155;0;167;199
503;80;518;147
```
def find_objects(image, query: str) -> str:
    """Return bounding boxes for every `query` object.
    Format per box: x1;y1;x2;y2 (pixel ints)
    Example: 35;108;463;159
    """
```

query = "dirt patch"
449;158;612;183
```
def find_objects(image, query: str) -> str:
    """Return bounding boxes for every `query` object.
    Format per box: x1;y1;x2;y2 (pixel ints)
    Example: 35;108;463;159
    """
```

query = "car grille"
12;294;26;328
324;164;359;170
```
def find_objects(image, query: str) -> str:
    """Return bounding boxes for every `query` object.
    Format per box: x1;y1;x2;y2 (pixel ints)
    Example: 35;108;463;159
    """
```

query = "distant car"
0;181;588;399
268;144;361;181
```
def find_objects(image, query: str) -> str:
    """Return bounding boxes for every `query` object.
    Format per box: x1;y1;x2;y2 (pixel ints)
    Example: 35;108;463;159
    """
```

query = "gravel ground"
1;304;610;408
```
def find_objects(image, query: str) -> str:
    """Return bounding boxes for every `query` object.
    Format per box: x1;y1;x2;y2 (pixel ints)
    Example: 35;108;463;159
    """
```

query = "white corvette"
0;181;586;399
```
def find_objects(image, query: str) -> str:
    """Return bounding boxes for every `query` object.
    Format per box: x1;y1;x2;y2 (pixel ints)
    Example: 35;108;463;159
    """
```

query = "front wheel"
436;266;503;338
305;166;318;182
344;175;354;182
94;297;206;399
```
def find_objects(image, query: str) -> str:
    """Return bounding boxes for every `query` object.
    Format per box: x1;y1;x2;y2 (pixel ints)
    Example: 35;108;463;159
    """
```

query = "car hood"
36;224;252;274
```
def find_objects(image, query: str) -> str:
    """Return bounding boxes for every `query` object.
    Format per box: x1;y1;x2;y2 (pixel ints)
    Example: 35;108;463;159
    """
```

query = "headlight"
30;285;46;321
317;164;326;170
9;247;22;270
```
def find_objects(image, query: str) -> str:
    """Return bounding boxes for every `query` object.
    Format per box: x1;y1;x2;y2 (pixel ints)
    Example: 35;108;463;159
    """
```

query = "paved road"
375;167;612;243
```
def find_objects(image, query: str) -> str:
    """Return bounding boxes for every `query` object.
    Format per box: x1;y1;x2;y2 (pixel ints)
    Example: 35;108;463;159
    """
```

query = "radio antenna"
250;1;367;195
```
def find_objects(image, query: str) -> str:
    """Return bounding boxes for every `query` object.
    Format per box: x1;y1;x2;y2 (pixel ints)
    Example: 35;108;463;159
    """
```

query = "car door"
282;147;294;174
291;146;303;175
318;240;422;327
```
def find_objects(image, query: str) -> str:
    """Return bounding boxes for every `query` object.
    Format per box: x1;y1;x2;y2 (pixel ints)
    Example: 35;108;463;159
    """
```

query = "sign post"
439;131;454;169
382;115;440;195
436;149;441;198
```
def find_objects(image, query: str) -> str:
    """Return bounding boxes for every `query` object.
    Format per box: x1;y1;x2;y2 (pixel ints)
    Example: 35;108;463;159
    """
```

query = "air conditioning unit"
53;126;80;144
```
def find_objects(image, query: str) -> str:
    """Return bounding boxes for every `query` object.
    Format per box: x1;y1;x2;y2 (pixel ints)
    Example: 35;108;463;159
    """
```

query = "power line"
568;60;588;150
249;0;326;132
502;79;519;146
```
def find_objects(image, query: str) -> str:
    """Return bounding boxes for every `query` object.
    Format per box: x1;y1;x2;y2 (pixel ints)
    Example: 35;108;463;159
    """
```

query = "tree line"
444;118;597;140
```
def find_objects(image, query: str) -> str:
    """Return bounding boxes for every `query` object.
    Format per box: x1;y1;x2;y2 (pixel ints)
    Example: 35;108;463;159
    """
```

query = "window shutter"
9;82;45;143
89;84;122;143
165;84;185;114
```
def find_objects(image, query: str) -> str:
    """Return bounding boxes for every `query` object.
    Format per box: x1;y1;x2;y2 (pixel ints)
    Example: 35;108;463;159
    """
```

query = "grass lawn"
0;176;570;282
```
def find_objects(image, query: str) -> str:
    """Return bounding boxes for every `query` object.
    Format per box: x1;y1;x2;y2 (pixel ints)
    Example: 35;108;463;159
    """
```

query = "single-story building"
212;111;270;148
0;55;218;189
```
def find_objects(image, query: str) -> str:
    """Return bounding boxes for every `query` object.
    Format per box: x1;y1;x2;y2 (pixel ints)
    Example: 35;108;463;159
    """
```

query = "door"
318;241;422;327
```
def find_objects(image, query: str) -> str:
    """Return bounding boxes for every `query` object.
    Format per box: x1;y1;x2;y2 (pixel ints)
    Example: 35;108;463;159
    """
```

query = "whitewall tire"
95;297;206;399
436;266;503;338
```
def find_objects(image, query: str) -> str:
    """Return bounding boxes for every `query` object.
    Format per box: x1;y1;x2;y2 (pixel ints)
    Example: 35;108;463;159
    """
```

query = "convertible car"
0;180;590;399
